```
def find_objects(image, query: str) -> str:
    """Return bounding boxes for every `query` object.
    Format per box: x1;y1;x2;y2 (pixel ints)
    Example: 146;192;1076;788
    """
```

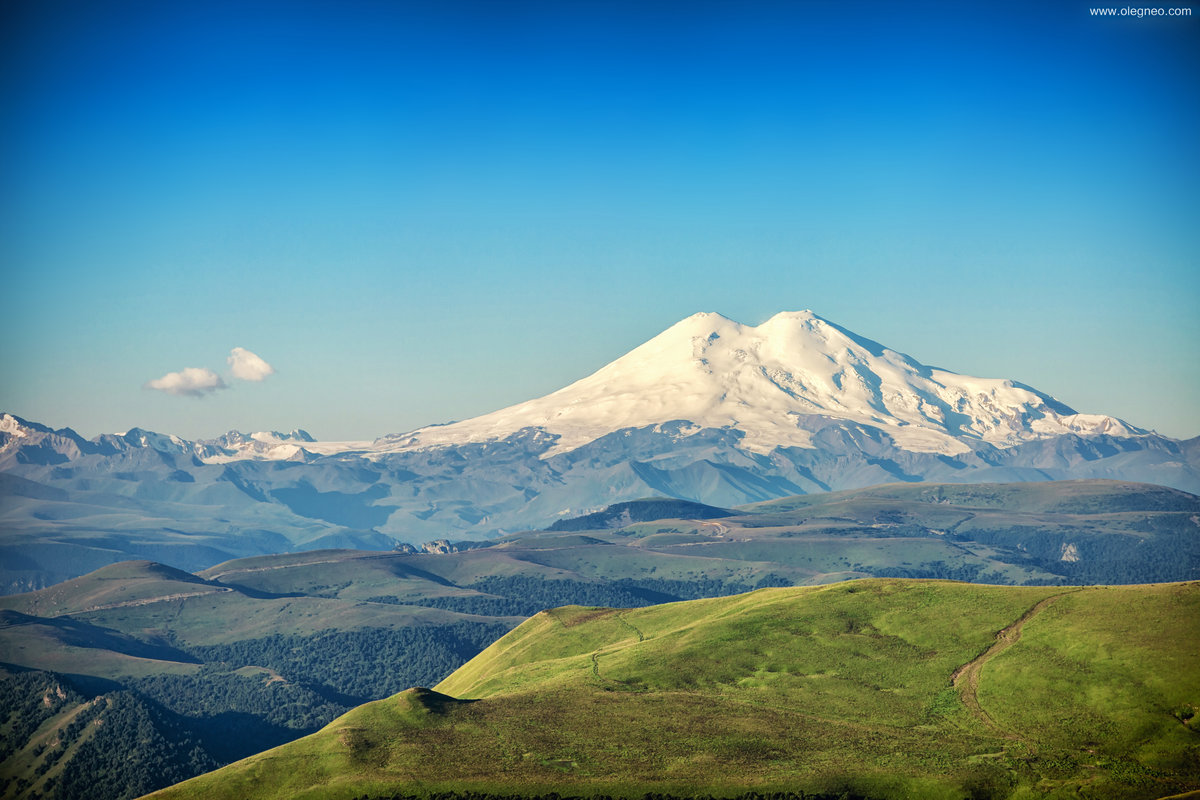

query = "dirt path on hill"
69;588;234;615
615;612;645;642
202;557;353;581
951;589;1081;736
590;613;645;682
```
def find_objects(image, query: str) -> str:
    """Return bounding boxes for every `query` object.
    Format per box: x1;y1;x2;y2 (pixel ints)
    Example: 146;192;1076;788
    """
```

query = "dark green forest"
180;621;513;703
0;622;510;800
0;671;214;800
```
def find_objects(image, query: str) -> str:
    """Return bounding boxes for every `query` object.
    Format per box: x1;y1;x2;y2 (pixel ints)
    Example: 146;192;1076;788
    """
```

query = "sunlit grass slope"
143;580;1200;800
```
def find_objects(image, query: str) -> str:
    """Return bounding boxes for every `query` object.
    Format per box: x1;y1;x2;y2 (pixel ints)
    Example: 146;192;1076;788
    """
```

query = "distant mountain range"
3;310;1198;592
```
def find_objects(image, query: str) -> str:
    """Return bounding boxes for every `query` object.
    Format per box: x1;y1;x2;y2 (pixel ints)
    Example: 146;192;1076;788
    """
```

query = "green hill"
4;480;1198;800
0;560;516;800
546;497;733;531
141;579;1200;800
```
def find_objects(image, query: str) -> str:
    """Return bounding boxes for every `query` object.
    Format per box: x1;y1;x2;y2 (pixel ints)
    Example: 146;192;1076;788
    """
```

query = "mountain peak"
1;413;56;437
378;310;1138;458
664;310;744;336
119;427;191;454
764;308;818;322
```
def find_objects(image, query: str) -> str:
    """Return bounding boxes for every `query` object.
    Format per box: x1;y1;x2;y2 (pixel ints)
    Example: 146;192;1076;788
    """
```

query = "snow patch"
0;414;29;437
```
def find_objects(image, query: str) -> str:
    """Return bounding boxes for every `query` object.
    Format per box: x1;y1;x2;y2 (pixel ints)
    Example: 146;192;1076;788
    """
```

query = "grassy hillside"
4;480;1198;800
143;580;1200;800
0;560;516;800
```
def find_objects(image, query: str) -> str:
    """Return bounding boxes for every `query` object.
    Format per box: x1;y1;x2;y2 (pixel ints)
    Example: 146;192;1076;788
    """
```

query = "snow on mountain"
0;414;87;464
0;310;1151;468
289;429;316;442
1;310;1194;593
116;427;195;454
0;414;361;466
198;430;371;463
0;414;32;437
377;310;1144;457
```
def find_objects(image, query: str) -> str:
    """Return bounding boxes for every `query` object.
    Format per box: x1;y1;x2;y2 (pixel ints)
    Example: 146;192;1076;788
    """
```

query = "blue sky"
3;0;1198;441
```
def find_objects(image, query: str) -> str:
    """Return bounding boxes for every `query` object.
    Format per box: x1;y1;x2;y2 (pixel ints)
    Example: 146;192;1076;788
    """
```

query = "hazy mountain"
3;311;1197;592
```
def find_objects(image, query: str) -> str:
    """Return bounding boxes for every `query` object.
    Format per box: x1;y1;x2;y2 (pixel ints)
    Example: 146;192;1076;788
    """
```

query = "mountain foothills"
0;557;517;800
2;481;1198;800
142;579;1200;800
3;311;1198;592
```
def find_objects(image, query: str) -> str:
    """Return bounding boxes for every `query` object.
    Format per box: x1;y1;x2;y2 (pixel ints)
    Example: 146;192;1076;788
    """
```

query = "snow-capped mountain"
2;311;1196;594
7;310;1139;469
377;310;1144;457
197;429;372;463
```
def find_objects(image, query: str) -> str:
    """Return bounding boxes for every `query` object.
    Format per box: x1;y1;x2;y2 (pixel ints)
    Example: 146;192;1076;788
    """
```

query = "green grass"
978;584;1200;785
141;579;1200;800
4;480;1197;800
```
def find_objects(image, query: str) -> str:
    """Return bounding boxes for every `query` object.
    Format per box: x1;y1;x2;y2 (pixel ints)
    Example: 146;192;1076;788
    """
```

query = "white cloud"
144;367;227;397
228;347;275;382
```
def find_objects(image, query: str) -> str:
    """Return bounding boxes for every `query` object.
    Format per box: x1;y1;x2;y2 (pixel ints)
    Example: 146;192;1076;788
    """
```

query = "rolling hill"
3;479;1198;800
140;579;1200;800
0;560;515;800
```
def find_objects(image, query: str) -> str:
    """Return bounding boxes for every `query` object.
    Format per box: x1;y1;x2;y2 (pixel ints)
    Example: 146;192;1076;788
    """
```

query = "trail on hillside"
951;589;1081;736
203;556;355;581
63;588;234;616
615;613;645;642
590;613;646;683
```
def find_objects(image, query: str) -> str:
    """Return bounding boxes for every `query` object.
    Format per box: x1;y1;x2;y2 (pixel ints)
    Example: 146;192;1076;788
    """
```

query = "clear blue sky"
3;0;1198;441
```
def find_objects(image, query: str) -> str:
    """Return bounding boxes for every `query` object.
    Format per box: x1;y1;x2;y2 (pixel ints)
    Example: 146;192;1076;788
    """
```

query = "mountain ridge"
0;310;1162;466
2;311;1198;592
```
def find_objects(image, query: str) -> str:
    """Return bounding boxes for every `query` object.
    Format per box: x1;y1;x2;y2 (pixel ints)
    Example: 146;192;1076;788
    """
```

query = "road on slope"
951;589;1083;736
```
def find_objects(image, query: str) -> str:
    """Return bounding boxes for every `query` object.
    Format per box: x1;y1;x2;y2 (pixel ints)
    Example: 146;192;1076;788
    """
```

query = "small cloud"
228;347;275;382
145;367;227;397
